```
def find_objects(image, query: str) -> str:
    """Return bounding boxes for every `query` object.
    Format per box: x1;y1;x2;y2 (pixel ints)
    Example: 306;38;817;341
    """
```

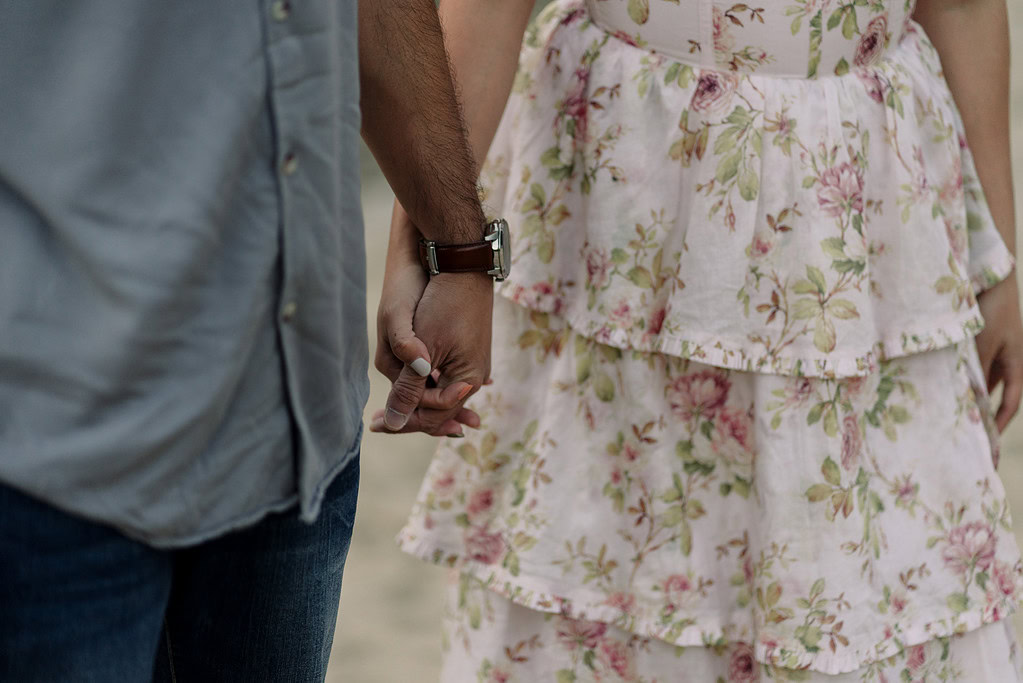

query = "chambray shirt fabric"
0;1;369;547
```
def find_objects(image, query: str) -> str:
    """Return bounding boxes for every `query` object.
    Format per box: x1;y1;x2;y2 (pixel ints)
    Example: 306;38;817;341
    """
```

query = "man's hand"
976;275;1023;433
371;203;491;437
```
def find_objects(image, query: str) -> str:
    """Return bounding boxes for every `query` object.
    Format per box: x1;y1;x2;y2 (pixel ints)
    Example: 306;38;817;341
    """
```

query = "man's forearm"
913;0;1016;256
360;0;485;244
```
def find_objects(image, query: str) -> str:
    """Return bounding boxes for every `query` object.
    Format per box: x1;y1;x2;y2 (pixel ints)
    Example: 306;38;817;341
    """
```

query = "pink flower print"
890;592;907;614
560;68;591;142
854;15;888;67
750;225;776;258
906;643;927;672
711;405;755;468
666;370;731;422
622;442;641;462
556;619;607;651
533;281;554;296
432;469;456;498
465;525;506;565
585;246;612;290
785;378;815;407
938;156;964;206
893;475;918;507
604;591;636;614
942;521;997;575
561;8;585;26
611;30;641;48
598;638;635;679
690;72;738;114
467;487;495;519
712;7;736;64
988;561;1018;602
816;161;865;218
840;415;862;471
663;574;693;609
728;642;757;682
857;70;886;104
489;669;511;683
842;376;866;401
646;306;667;336
742;556;755;585
609;300;633;328
945;219;967;264
610;467;624;486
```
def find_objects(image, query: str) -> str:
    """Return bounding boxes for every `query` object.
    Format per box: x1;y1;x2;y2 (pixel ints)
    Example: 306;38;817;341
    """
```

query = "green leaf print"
806;483;833;502
679;518;693;556
841;8;858;40
834;57;849;77
576;352;593;384
814;317;837;352
627;0;650;24
807;11;823;78
593;372;615;402
806;265;827;293
537;230;555;264
530;182;546;207
556;671;577;683
715;151;742;184
946;593;970;613
541;146;562;168
822;457;841;486
627;266;654;288
738;167;760;201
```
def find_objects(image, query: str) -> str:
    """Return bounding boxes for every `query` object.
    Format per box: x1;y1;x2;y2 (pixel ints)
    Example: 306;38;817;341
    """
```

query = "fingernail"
384;408;408;431
456;383;473;401
447;433;465;439
410;358;431;377
430;369;441;382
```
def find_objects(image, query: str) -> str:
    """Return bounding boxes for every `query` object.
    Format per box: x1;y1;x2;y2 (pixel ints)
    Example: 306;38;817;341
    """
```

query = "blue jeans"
0;457;359;683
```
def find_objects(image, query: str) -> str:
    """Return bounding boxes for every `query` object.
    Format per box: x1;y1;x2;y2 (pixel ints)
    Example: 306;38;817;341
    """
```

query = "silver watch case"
485;218;511;281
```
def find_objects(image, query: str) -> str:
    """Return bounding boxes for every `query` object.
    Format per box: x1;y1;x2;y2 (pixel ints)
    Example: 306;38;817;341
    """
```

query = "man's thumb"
383;332;431;431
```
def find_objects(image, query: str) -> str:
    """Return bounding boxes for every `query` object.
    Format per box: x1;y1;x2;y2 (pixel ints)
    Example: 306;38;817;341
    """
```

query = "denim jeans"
0;457;359;683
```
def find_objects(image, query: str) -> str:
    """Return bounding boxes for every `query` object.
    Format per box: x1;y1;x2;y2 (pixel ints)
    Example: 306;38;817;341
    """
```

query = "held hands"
371;203;493;437
976;274;1023;433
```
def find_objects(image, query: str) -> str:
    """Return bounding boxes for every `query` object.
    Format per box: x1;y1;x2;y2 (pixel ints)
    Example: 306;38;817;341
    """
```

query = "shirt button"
281;151;298;176
271;0;291;21
281;301;298;322
280;150;296;175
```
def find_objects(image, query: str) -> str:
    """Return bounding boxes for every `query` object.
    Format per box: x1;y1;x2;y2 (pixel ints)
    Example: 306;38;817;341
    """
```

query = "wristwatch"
418;218;511;282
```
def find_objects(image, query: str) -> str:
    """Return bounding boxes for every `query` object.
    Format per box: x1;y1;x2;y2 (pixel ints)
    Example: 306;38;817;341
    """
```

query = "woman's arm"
913;0;1015;255
913;0;1023;432
438;0;537;171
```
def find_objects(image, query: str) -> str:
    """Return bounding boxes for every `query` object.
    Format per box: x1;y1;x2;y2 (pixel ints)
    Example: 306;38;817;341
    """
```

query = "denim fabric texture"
0;457;360;683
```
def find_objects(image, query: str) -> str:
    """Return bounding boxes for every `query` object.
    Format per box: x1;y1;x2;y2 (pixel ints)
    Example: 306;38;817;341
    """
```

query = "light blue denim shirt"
0;1;369;547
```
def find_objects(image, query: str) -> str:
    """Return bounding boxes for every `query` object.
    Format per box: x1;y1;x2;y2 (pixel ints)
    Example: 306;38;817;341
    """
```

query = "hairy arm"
913;0;1022;431
359;0;485;243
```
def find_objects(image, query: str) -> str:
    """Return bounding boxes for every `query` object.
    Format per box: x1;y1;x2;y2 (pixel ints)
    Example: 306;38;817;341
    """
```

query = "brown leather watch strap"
419;240;494;274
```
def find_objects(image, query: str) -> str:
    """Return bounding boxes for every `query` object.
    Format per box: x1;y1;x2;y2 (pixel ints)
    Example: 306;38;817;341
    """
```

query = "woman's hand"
976;275;1023;432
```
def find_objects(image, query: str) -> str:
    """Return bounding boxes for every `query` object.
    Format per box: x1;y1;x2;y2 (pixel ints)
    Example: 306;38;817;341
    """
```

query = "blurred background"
329;3;1023;680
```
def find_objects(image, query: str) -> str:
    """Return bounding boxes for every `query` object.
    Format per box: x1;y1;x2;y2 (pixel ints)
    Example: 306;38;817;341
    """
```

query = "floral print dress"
399;0;1023;680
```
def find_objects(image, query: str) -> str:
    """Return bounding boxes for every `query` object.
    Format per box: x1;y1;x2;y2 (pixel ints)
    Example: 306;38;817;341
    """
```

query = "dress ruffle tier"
400;0;1023;676
484;0;1014;379
400;299;1023;675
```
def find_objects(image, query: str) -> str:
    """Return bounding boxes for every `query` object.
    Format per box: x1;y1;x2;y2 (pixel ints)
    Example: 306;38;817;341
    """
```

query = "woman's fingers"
995;353;1023;433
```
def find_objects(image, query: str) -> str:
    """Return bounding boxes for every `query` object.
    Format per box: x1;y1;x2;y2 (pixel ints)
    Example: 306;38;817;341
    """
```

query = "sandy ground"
329;6;1023;681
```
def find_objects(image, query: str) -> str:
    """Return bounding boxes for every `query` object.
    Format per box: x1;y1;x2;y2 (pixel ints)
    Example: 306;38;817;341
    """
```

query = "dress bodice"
586;0;916;78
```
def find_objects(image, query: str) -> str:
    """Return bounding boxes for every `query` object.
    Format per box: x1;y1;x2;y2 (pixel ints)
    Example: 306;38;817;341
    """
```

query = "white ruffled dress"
400;0;1023;680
